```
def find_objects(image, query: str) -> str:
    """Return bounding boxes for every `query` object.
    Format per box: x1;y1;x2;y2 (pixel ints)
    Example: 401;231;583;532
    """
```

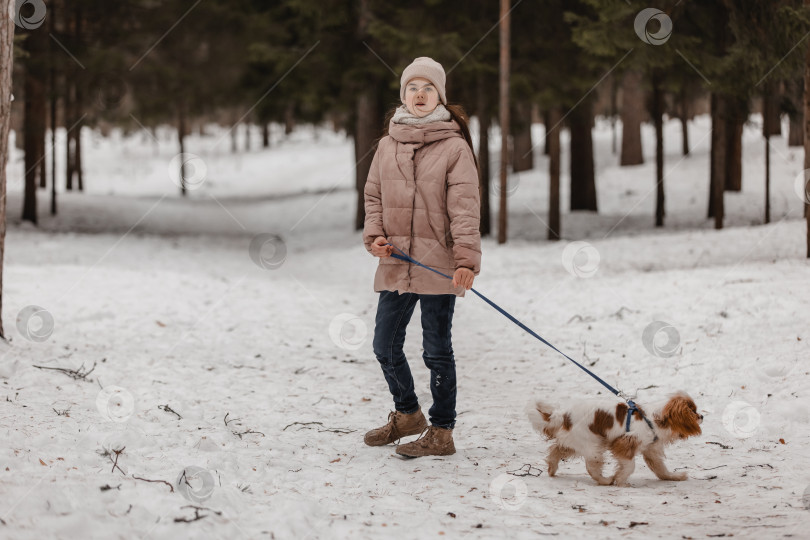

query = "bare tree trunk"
178;106;187;196
569;98;597;212
764;84;782;137
66;101;74;189
548;107;561;241
75;122;83;191
23;26;48;224
354;0;384;232
0;5;16;337
511;100;533;172
725;117;743;192
262;122;270;148
284;102;295;136
50;0;57;215
74;2;83;192
710;93;726;228
725;98;744;192
477;73;491;237
789;112;804;146
788;78;804;147
231;119;238;154
38;125;46;188
709;2;728;225
498;0;510;244
652;71;665;227
610;75;618;155
765;135;771;224
620;70;644;166
806;0;810;255
354;90;378;231
65;56;75;191
542;110;550;155
763;85;775;224
680;85;690;156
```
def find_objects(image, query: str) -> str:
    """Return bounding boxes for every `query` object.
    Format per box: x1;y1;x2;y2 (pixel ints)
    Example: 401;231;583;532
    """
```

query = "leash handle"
379;241;625;398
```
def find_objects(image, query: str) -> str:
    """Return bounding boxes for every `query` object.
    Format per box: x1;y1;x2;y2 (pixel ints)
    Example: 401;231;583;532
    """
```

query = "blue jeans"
372;290;457;429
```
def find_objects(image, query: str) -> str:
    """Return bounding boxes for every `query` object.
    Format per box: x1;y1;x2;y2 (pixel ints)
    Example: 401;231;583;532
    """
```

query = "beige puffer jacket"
363;116;482;297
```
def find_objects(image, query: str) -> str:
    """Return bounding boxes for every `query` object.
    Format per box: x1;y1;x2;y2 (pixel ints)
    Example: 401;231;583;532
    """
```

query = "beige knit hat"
400;57;447;105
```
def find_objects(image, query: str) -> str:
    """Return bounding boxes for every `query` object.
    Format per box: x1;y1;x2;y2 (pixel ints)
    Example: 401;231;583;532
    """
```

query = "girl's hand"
453;267;474;290
370;236;393;258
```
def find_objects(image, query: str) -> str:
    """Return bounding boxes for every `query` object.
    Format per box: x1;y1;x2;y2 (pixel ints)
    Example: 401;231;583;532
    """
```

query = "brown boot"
395;425;455;457
364;409;428;446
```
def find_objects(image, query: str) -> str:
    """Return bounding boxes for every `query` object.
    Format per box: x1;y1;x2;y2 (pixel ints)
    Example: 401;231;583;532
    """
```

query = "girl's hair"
375;103;480;178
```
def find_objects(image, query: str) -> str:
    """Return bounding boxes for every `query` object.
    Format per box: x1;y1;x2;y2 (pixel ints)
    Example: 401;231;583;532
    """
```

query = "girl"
362;56;482;458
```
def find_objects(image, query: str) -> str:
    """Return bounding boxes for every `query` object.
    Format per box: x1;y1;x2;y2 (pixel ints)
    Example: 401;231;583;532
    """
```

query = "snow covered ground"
0;115;808;539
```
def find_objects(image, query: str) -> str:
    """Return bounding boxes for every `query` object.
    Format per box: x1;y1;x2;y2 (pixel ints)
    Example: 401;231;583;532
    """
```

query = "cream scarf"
392;103;451;125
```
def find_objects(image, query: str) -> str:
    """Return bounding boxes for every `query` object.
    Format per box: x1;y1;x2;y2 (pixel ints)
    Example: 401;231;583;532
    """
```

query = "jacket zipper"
407;148;419;288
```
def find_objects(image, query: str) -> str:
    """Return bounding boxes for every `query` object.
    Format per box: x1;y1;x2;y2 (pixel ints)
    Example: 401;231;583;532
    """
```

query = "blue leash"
384;242;653;434
385;244;626;394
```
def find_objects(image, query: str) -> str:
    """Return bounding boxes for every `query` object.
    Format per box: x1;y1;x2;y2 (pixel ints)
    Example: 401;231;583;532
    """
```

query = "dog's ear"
662;394;702;438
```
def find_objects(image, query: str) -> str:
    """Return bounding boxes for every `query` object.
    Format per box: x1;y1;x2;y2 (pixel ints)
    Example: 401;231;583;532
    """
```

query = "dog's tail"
525;398;563;439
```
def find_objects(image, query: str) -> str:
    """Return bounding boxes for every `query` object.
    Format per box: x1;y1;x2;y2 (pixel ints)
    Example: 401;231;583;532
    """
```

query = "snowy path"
1;117;809;539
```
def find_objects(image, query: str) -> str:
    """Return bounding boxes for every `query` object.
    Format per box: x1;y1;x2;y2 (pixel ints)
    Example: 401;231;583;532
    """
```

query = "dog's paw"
597;475;615;486
610;477;631;487
670;472;688;481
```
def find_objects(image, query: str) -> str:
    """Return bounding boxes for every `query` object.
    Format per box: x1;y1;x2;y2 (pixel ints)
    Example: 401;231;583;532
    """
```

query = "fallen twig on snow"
33;361;97;382
132;474;174;492
610;306;637;319
282;421;356;435
699;465;728;471
283;421;323;431
97;446;126;475
110;447;126;475
318;427;356;434
507;464;543;477
567;314;594;324
158;404;182;420
224;412;264;438
233;429;265;439
705;441;733;449
174;505;222;523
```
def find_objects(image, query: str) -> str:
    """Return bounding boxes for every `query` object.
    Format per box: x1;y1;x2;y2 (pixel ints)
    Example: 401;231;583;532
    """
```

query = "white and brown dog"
526;392;703;486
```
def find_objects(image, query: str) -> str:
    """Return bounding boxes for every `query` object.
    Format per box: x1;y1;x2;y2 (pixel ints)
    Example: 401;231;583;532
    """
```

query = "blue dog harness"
626;400;658;440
